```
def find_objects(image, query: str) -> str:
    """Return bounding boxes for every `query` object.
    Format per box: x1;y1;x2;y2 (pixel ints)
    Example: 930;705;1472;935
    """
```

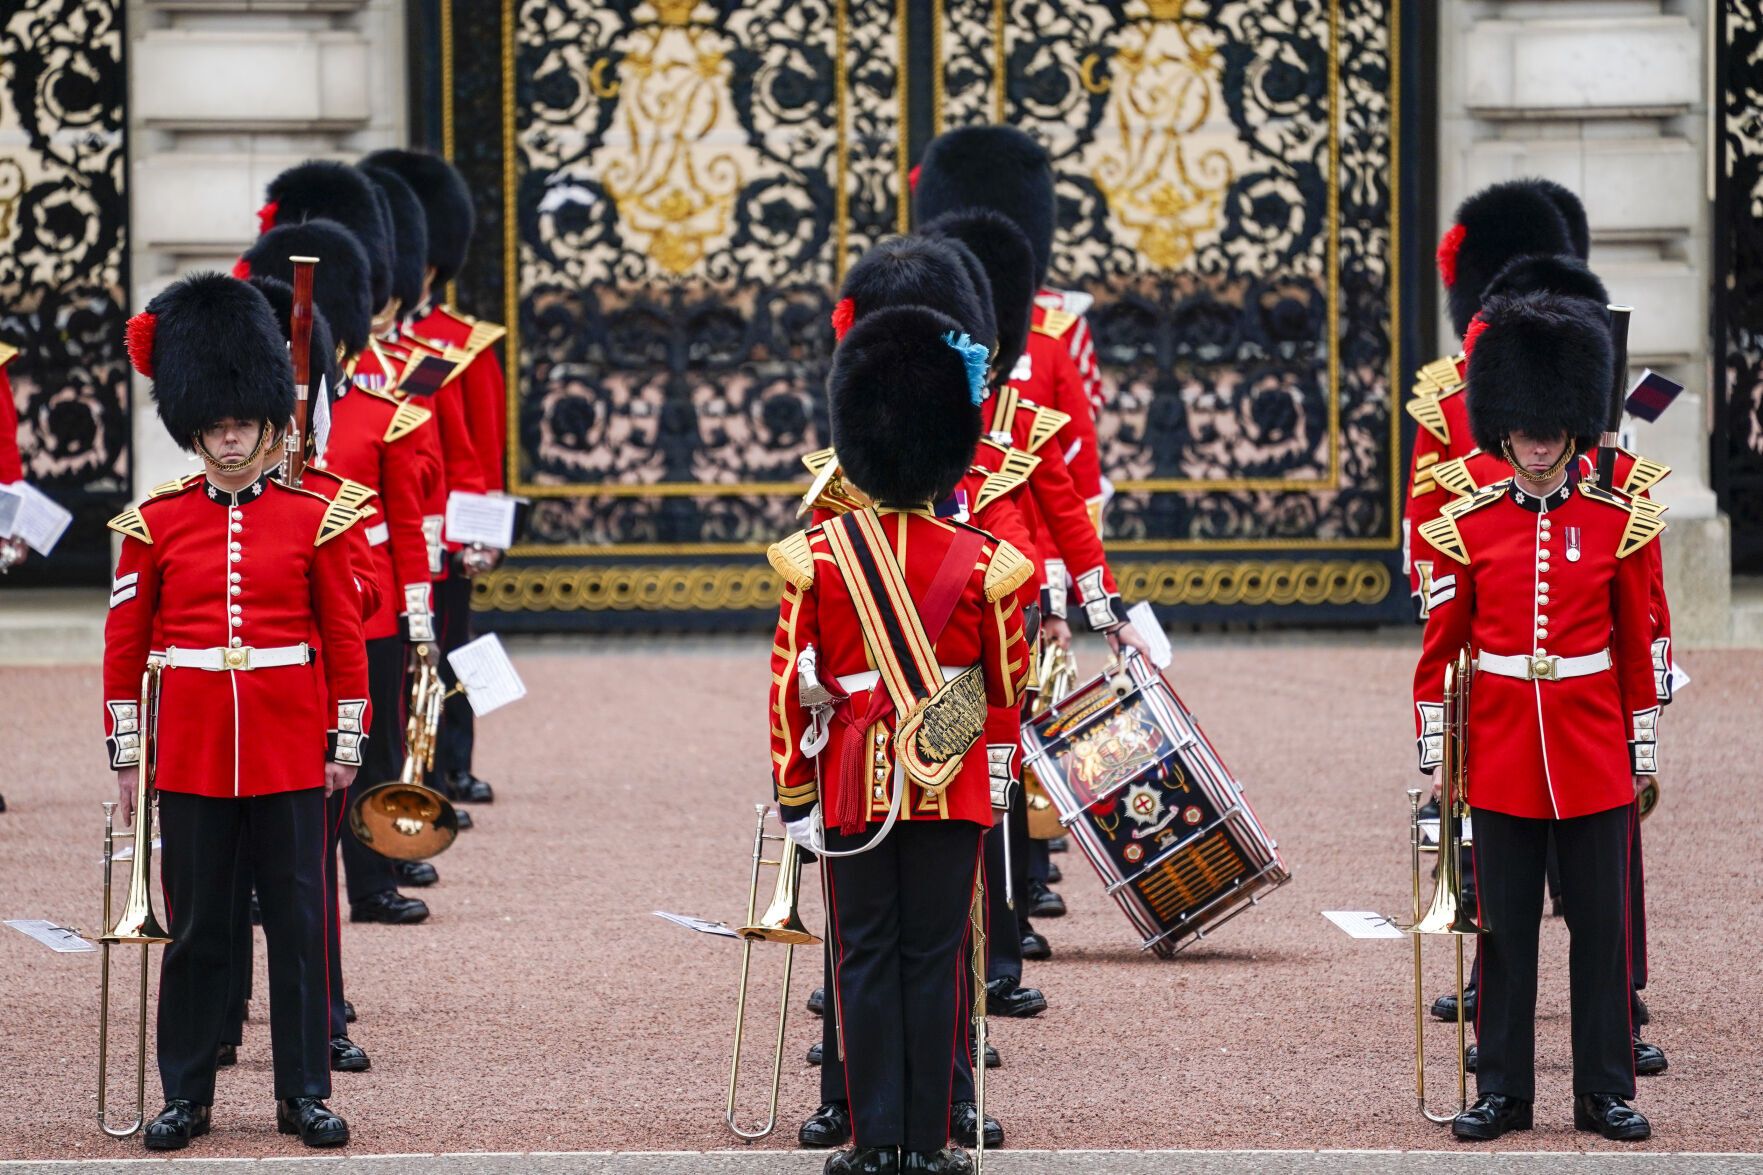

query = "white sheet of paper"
1125;600;1173;669
653;910;740;939
6;919;98;953
311;374;332;460
1322;910;1405;940
447;633;526;716
444;491;517;549
0;487;20;537
1669;662;1691;696
5;482;72;555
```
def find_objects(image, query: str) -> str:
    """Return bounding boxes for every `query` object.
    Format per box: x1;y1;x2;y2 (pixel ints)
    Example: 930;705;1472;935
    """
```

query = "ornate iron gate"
0;0;131;586
441;0;1415;629
1716;4;1763;574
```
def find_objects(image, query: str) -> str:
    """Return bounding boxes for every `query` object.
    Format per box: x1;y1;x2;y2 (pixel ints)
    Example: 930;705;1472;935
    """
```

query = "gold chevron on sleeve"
1024;404;1071;453
315;502;364;547
331;478;377;517
1415;514;1466;565
1405;391;1449;445
1415;354;1464;391
975;452;1038;511
464;319;507;356
383;401;433;443
107;506;152;544
768;530;816;589
1618;450;1671;497
1432;452;1483;498
1616;495;1668;559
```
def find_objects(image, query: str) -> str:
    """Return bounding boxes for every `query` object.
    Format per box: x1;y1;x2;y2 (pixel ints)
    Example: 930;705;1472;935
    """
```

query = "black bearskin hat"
263;160;392;314
1481;253;1609;310
914;125;1056;289
836;236;991;350
360;149;475;287
126;274;293;450
1466;292;1612;455
1528;179;1590;261
830;306;985;507
359;164;430;316
1440;180;1573;338
241;220;374;358
922;209;1037;385
248;276;341;408
936;238;998;358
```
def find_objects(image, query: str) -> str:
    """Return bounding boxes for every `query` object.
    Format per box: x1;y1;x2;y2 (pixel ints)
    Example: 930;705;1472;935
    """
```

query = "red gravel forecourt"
1;640;1758;1159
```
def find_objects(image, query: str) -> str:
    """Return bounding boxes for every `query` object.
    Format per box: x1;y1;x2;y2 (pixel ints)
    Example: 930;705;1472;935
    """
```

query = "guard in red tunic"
105;274;368;1150
363;148;508;805
771;306;1030;1175
242;220;436;926
1414;292;1659;1143
1405;180;1581;620
0;342;27;573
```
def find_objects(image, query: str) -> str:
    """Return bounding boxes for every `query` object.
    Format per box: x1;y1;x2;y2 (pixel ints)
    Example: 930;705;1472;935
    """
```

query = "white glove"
785;806;825;856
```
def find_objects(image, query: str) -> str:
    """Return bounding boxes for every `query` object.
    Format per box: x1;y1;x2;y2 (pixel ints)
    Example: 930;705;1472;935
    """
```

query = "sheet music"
1322;910;1405;940
2;482;72;555
1125;600;1173;669
444;492;518;549
652;910;740;939
447;633;526;716
0;488;19;537
6;919;98;953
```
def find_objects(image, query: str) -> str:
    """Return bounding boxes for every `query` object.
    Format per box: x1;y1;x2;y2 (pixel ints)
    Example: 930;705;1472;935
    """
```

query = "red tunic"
405;305;508;492
297;466;385;620
102;475;370;795
1035;288;1105;420
0;347;21;484
1401;355;1471;615
316;381;434;640
768;510;1032;828
1012;306;1104;521
1413;472;1662;820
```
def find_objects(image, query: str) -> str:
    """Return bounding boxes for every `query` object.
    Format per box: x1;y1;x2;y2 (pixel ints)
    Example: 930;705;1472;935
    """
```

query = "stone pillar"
1437;1;1730;644
125;0;407;493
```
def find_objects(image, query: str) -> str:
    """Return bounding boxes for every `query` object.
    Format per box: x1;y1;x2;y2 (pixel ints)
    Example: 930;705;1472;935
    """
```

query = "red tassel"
831;297;855;341
1461;313;1489;359
124;312;157;377
908;164;921;193
256;200;280;236
1436;223;1466;288
230;255;251;280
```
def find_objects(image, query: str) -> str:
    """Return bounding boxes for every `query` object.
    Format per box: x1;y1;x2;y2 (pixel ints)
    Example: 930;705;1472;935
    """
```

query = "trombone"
87;662;174;1137
348;644;460;860
726;804;819;1141
1404;648;1488;1124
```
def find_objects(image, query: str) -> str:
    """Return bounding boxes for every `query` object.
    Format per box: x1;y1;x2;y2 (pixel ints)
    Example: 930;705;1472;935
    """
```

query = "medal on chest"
1565;525;1582;563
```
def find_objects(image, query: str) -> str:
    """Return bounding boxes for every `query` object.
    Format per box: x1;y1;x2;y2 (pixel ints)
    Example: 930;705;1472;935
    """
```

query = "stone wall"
1438;0;1729;644
125;0;407;493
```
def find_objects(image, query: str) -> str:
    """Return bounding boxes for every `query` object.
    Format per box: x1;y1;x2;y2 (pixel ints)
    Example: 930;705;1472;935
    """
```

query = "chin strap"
194;422;276;475
1501;439;1577;487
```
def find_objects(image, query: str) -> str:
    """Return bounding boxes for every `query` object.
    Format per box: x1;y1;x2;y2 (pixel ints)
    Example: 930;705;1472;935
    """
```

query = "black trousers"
1472;804;1634;1102
825;819;981;1152
158;788;331;1103
983;802;1023;983
430;573;475;784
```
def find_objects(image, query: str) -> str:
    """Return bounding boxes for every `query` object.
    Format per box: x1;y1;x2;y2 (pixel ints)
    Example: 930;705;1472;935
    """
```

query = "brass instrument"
1404;648;1488;1124
1637;777;1660;821
348;645;460;860
1023;641;1078;839
967;862;988;1173
726;804;820;1141
88;663;174;1137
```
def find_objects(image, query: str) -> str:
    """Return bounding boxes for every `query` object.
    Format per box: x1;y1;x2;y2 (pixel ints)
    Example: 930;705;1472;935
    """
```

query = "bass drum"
1020;652;1289;957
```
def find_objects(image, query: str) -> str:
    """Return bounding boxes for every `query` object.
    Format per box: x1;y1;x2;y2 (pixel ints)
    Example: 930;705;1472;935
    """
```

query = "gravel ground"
1;641;1758;1161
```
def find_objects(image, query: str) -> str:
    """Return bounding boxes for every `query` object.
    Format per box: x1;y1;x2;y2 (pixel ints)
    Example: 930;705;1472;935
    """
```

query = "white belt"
158;643;311;672
364;522;389;546
836;663;971;694
1478;649;1611;683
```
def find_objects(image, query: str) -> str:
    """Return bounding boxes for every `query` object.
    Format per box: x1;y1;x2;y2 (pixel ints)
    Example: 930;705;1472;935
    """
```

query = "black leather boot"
349;890;429;924
986;975;1047;1018
447;771;494;803
1451;1093;1532;1140
799;1101;851;1148
330;1036;370;1072
950;1101;1002;1148
825;1146;899;1174
902;1146;973;1173
144;1100;210;1150
1431;982;1477;1022
395;859;438;887
807;986;826;1016
1633;1035;1667;1075
1574;1093;1650;1141
276;1097;350;1147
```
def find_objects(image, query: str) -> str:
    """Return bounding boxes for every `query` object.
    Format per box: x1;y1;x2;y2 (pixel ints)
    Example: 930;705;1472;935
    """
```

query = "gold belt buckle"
1528;654;1559;682
224;646;250;670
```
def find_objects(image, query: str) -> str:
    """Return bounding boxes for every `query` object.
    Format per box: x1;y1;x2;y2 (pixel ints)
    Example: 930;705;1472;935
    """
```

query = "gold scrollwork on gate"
1114;560;1390;607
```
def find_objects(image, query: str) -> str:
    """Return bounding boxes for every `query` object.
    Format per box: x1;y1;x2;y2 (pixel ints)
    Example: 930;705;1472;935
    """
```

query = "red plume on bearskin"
1460;313;1489;360
125;312;157;377
257;200;280;236
831;297;855;340
1436;223;1466;288
230;255;252;280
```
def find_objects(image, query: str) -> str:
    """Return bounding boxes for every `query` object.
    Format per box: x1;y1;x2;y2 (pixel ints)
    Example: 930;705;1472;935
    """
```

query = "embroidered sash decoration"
823;510;987;821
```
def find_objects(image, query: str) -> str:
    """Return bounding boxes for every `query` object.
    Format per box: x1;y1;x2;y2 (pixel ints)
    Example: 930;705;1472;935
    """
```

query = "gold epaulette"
1414;354;1464;392
1578;481;1668;558
802;447;836;477
1405;389;1450;445
107;507;151;544
1024;403;1070;454
1617;449;1671;497
1432;451;1484;498
0;342;17;368
357;382;402;405
984;540;1032;602
315;501;363;547
1032;309;1079;339
148;472;203;499
768;530;816;590
1410;451;1441;498
383;401;432;443
437;306;508;357
975;449;1039;511
329;476;378;517
1418;482;1504;565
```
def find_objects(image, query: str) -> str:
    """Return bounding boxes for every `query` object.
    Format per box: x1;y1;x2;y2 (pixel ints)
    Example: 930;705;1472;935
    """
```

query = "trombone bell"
737;836;822;946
